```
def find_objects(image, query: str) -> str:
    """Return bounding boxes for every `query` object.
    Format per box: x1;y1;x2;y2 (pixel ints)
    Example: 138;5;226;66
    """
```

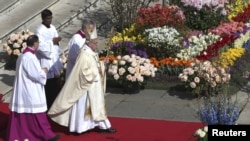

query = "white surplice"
35;24;63;79
9;51;47;113
48;45;111;133
66;32;86;79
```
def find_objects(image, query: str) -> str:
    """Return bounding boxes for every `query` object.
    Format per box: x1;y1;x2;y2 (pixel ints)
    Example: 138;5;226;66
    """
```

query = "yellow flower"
217;47;245;68
227;0;250;20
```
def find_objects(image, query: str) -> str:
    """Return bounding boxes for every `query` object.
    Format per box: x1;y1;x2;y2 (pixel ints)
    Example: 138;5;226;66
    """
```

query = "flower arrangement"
136;4;185;31
144;25;183;58
107;54;157;92
2;29;34;57
178;60;231;96
196;93;240;125
208;21;246;36
214;47;245;68
176;32;221;60
149;57;194;76
228;0;250;22
109;41;148;58
233;25;250;47
176;0;228;31
194;126;208;141
196;34;236;60
110;23;144;44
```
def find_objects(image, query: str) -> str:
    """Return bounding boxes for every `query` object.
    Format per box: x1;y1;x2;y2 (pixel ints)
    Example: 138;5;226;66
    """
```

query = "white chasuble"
48;45;108;128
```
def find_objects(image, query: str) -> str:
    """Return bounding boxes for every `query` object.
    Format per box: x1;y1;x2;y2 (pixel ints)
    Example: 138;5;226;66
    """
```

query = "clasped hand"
53;37;62;44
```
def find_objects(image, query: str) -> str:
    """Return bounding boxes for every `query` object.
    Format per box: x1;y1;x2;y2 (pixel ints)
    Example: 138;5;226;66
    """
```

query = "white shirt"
35;24;63;79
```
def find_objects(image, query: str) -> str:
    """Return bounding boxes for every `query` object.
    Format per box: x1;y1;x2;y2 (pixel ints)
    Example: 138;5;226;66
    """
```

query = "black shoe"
98;128;117;134
48;135;60;141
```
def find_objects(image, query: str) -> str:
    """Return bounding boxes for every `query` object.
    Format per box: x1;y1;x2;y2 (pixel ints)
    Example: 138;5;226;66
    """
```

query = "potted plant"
106;54;157;94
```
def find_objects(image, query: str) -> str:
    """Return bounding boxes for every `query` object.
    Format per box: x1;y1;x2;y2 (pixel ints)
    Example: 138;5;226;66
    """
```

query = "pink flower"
190;82;196;88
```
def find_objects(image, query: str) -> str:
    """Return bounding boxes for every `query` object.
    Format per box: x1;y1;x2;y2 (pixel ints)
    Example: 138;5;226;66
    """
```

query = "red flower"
196;35;237;60
136;4;185;30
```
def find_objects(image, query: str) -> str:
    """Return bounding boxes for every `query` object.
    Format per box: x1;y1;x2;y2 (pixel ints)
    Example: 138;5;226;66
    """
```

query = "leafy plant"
183;5;227;31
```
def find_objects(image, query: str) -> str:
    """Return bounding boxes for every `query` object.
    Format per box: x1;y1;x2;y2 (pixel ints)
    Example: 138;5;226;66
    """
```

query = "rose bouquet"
178;60;231;96
2;29;34;57
107;54;157;93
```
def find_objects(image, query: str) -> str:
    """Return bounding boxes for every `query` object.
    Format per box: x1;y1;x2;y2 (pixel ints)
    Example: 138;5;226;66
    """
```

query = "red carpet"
0;94;203;141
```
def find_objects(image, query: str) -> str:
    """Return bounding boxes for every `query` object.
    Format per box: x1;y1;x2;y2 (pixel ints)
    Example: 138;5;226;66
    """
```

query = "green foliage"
183;5;227;31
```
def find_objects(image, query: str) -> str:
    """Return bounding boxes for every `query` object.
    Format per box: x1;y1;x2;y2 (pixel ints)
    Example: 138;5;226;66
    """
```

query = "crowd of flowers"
97;1;250;133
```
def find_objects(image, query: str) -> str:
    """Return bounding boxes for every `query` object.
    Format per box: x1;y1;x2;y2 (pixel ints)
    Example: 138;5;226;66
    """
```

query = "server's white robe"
35;24;63;79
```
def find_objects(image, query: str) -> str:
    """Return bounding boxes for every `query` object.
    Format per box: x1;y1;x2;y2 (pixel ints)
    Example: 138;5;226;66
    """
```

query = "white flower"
128;67;135;74
190;82;196;88
177;33;220;59
199;131;206;138
116;55;121;60
114;74;120;80
194;77;200;83
126;74;132;81
145;25;182;48
119;60;126;65
194;126;208;139
203;126;208;132
118;67;126;75
113;60;118;64
107;54;157;87
13;43;20;48
195;129;203;136
131;61;137;67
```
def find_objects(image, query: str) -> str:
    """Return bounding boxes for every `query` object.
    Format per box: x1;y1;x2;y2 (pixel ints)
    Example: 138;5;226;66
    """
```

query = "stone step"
0;0;60;43
0;0;20;14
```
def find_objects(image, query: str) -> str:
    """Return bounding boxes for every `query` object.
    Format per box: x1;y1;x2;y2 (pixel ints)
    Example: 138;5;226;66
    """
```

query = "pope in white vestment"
48;38;116;134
